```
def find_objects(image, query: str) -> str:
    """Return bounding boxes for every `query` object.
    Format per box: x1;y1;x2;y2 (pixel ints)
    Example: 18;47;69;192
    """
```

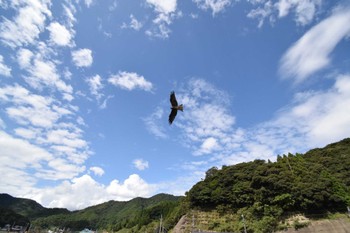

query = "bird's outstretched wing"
168;108;177;124
170;91;178;107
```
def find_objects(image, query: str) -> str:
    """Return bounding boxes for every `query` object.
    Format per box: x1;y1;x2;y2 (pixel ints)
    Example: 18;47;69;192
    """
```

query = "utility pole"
241;214;247;233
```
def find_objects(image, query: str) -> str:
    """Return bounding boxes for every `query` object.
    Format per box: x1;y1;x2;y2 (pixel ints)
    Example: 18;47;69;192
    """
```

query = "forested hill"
187;138;350;225
0;193;69;226
0;193;69;220
1;138;350;233
18;194;183;232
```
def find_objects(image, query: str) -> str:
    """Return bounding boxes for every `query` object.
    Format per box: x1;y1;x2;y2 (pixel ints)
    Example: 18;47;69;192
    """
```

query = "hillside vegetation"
32;194;184;232
0;193;184;232
0;207;29;226
1;138;350;233
186;138;350;232
0;193;69;225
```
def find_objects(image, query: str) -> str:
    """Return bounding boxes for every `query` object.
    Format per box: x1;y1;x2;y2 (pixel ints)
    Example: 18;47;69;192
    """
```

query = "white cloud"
176;79;234;153
46;129;87;149
98;95;113;109
197;137;219;155
90;166;105;176
188;104;235;136
106;174;153;200
0;117;5;129
21;174;155;210
145;84;233;143
14;127;40;140
86;74;104;100
72;49;93;67
170;75;350;177
280;8;350;83
63;3;77;27
4;70;350;210
121;15;143;31
16;44;73;97
277;0;292;17
0;0;51;48
47;22;74;46
193;0;232;15
0;130;53;195
0;166;37;196
63;67;72;80
0;84;91;180
216;74;350;167
145;19;172;38
145;0;180;38
247;1;274;28
0;85;67;128
109;1;117;11
84;0;94;8
130;15;142;30
190;13;199;19
0;1;9;9
0;131;53;167
247;0;322;27
144;107;168;139
144;80;233;180
146;0;177;14
133;159;149;171
29;175;108;210
0;54;11;77
26;57;73;95
17;48;33;69
276;0;322;26
271;74;350;148
108;71;153;91
39;158;86;180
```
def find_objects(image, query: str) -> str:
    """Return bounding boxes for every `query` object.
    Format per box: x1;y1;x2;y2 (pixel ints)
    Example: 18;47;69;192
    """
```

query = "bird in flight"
169;91;183;125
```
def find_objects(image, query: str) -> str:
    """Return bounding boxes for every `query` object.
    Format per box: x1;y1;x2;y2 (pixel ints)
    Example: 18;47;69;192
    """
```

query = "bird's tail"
178;104;184;111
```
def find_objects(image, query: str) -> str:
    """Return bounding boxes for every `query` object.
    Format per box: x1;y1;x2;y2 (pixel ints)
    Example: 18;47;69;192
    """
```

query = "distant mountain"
0;193;69;220
2;138;349;233
0;193;184;232
64;193;183;230
0;193;69;228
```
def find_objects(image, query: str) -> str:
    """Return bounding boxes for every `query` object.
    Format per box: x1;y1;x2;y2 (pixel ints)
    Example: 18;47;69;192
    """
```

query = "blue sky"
0;0;350;210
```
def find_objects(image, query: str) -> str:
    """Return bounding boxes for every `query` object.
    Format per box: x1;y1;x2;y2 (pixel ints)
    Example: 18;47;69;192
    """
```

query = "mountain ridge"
0;193;183;232
1;138;350;233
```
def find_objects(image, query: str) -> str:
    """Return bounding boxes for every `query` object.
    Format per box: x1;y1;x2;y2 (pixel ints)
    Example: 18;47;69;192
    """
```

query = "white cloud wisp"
193;0;232;15
26;173;154;210
145;0;179;38
247;0;323;27
47;22;74;47
133;159;149;171
167;76;350;177
0;54;11;77
0;0;52;48
280;7;350;83
72;49;93;67
108;71;153;92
